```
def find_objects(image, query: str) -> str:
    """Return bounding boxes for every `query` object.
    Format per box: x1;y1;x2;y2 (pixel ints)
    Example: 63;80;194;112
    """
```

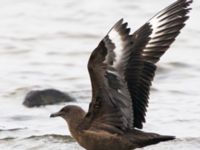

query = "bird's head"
50;105;85;123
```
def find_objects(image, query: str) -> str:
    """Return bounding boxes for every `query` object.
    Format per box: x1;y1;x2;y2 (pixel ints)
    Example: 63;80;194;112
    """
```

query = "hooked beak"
50;111;63;118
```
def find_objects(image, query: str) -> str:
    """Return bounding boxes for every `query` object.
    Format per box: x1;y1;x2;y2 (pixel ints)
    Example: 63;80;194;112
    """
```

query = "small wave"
0;127;27;132
0;137;15;141
24;134;75;143
156;62;191;74
0;134;77;150
176;137;200;144
167;90;188;95
10;115;34;121
156;65;171;74
0;49;30;55
0;134;74;143
150;87;158;92
46;50;90;57
143;137;200;150
55;31;100;40
168;62;191;68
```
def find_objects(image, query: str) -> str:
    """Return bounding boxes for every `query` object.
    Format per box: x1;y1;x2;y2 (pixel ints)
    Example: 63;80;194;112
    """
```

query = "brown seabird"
50;0;192;149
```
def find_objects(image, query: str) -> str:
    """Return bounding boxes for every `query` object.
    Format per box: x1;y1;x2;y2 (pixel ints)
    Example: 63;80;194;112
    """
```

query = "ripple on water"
0;0;199;150
25;134;75;143
1;135;200;150
0;127;27;132
143;137;200;150
0;134;79;150
156;61;192;74
168;62;191;68
10;115;34;121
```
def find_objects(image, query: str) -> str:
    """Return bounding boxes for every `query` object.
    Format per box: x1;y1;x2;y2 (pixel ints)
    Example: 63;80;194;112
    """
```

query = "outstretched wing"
79;0;193;134
79;20;134;134
123;0;193;129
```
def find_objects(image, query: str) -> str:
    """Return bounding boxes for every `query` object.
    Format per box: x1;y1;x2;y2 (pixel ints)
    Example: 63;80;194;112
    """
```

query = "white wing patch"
149;12;168;40
108;28;123;68
104;19;126;68
107;69;118;76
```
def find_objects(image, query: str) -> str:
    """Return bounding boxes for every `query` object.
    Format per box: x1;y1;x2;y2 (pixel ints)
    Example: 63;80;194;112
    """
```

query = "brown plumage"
50;0;192;149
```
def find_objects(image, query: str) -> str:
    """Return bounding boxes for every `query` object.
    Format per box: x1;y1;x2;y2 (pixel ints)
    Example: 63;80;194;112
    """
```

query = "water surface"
0;0;200;149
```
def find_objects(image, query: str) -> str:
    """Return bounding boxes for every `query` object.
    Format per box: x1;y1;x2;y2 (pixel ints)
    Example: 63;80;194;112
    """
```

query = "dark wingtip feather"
127;0;193;129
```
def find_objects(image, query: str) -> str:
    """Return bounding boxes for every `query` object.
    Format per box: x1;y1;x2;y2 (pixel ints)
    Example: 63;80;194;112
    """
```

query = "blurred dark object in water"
23;89;75;107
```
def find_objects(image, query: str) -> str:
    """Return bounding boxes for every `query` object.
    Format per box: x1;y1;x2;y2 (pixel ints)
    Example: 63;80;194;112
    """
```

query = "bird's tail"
128;129;175;148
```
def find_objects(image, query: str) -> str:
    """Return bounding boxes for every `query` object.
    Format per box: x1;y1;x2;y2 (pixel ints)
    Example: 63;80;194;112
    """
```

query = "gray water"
0;0;200;149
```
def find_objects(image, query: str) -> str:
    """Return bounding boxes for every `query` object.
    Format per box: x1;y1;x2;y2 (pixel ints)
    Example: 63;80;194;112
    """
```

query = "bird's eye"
61;107;70;113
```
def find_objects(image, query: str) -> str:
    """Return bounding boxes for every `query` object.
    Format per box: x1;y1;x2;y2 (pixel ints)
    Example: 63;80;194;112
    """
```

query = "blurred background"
0;0;199;149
